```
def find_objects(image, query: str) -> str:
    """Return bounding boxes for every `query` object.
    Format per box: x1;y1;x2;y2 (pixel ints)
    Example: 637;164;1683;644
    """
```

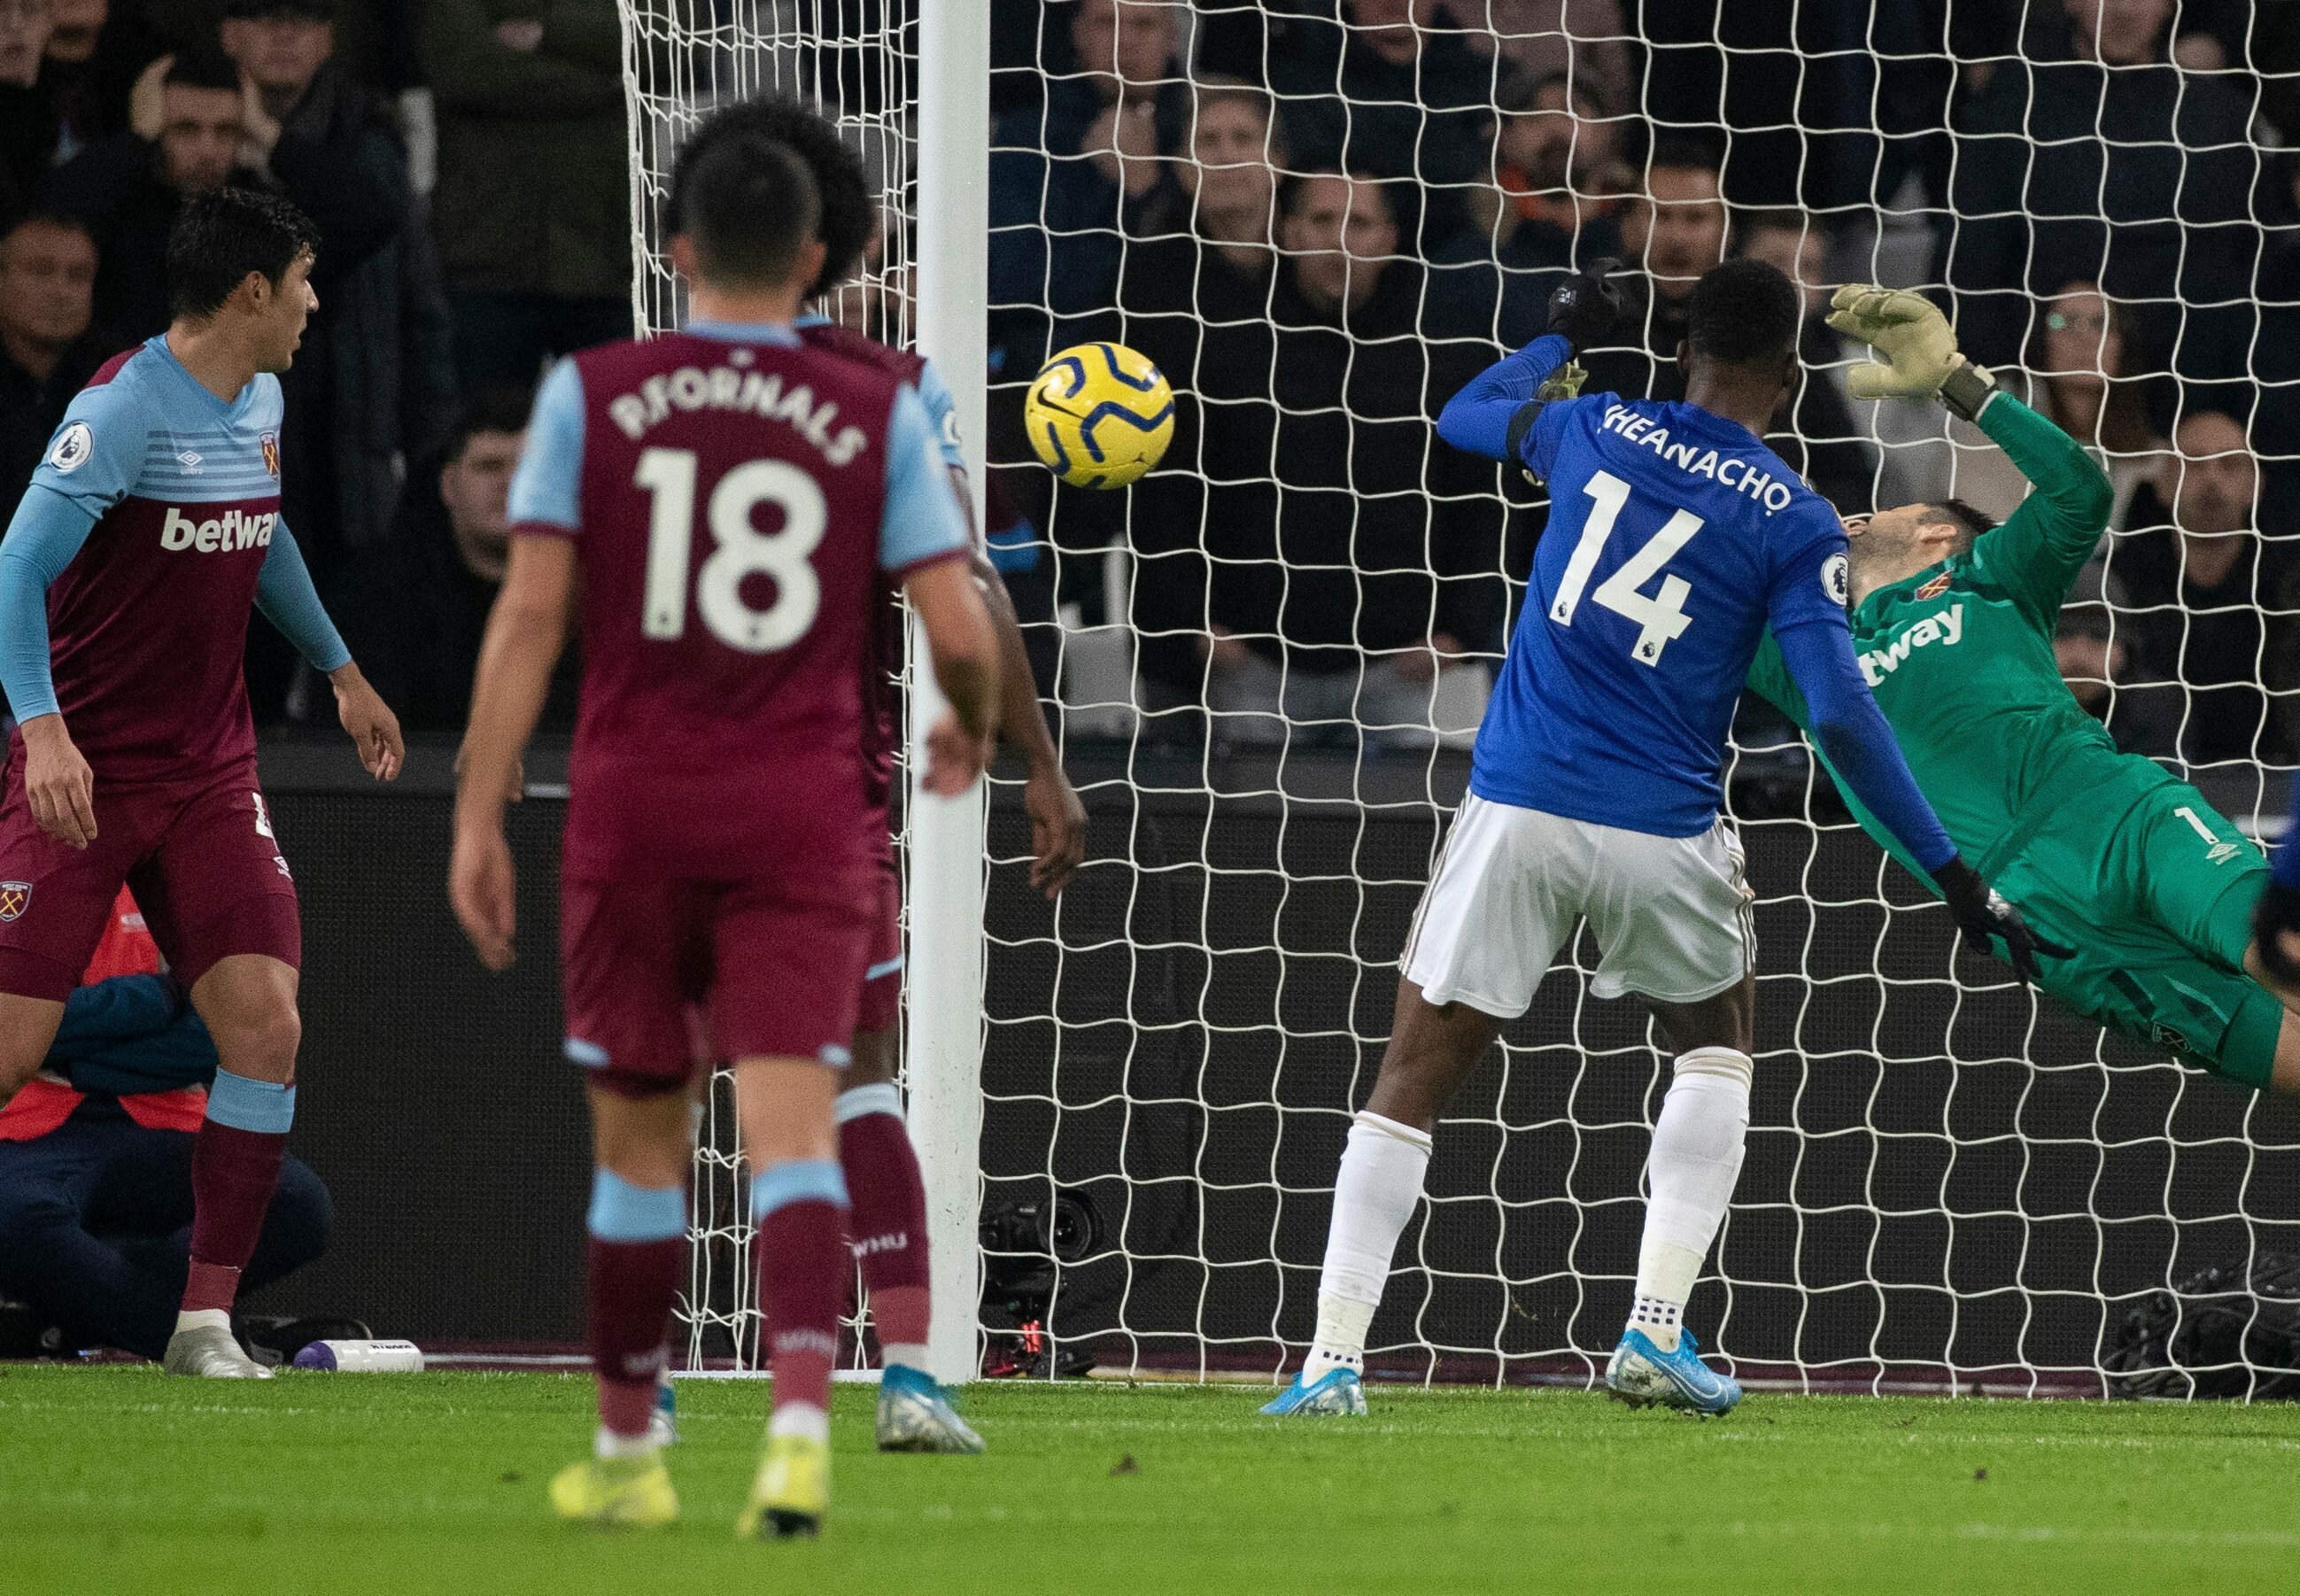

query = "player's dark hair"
446;384;535;460
670;130;822;291
164;43;244;96
670;98;866;298
166;186;320;320
1684;257;1800;367
1931;497;1997;548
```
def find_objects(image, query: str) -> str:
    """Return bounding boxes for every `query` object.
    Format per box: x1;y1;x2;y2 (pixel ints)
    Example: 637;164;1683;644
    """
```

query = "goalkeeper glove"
2251;879;2300;987
1932;856;2073;984
1546;259;1622;353
1824;283;1999;422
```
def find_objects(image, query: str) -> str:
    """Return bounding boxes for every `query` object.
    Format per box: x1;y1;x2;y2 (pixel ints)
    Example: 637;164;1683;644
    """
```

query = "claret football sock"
1303;1112;1432;1383
182;1071;296;1315
586;1169;687;1442
751;1159;850;1432
1628;1048;1753;1353
836;1083;932;1370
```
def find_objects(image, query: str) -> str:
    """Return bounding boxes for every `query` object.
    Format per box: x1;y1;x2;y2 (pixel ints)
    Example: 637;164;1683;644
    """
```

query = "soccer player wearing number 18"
448;122;997;1537
1262;259;2055;1421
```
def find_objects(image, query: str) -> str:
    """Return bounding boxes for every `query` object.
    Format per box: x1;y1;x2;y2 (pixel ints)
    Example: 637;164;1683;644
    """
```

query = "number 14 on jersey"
1550;469;1703;667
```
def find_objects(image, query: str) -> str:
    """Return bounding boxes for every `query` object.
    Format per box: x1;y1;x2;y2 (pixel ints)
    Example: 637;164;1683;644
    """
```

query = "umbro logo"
176;451;203;474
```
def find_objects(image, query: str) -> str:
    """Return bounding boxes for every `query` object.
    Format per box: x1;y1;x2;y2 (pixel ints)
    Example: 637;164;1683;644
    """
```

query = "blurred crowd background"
4;0;2299;773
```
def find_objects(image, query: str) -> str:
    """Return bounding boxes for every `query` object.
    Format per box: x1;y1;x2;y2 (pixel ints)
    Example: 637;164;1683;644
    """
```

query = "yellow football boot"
549;1453;680;1528
736;1432;829;1539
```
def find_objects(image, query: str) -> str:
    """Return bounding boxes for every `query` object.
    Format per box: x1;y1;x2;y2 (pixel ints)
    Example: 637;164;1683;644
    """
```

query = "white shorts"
1400;794;1754;1016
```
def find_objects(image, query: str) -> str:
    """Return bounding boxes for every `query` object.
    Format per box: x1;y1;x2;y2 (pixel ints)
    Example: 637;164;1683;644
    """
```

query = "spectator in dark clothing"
1115;76;1284;711
337;385;577;732
1452;70;1630;272
0;213;105;502
221;0;454;580
989;0;1187;373
0;892;329;1362
43;44;251;347
1576;143;1728;404
1194;170;1503;748
1946;0;2268;373
1;0;62;217
421;0;630;391
1735;208;1877;513
1262;1;1494;246
219;0;455;720
36;0;161;159
2110;409;2288;766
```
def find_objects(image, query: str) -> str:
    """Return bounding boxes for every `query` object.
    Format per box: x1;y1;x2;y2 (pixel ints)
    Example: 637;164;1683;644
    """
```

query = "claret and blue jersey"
1437;333;1956;874
0;334;350;779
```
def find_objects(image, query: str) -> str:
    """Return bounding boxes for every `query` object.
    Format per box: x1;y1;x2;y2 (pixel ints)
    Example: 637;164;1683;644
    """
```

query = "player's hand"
1545;258;1622;351
449;820;518;972
2247;880;2300;1003
19;716;96;849
1933;857;2073;983
331;664;404;781
922;710;991;797
1023;760;1087;898
1824;284;1962;400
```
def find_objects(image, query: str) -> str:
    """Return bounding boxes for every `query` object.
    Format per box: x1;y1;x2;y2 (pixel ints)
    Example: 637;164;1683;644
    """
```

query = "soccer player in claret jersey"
1751;287;2300;1095
650;97;1088;1458
1261;258;2058;1421
0;187;404;1379
448;116;998;1537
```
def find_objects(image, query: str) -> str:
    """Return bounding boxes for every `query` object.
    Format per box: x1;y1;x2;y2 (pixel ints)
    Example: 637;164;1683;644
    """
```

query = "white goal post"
621;1;2300;1398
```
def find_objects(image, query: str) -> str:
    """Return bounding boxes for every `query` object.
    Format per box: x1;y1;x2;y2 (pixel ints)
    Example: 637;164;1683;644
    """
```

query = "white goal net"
623;0;2300;1395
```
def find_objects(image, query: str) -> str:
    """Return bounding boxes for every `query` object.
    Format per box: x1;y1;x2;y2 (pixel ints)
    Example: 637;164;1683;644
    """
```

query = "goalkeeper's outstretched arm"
1826;284;2113;621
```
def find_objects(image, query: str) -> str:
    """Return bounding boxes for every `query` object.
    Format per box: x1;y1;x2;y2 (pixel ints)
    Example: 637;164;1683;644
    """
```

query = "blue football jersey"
1471;392;1852;837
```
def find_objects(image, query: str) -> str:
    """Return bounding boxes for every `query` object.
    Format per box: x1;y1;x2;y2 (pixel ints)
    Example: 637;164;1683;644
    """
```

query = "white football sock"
880;1342;932;1375
1629;1047;1752;1353
174;1307;231;1338
595;1425;661;1460
1302;1112;1432;1383
770;1401;831;1445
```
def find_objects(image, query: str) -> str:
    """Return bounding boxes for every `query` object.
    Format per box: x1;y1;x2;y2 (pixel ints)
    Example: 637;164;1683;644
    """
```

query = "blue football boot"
648;1368;678;1447
1605;1328;1741;1417
877;1363;987;1453
1258;1367;1368;1416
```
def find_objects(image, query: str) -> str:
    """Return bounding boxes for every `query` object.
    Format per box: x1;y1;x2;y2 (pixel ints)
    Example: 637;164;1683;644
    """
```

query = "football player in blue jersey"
1261;258;2061;1420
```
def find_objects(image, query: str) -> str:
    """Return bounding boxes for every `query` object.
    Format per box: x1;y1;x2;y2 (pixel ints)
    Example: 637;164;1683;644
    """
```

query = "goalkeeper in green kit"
1747;286;2298;1094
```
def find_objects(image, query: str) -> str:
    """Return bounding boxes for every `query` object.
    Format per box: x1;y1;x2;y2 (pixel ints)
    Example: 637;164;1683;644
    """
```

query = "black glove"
2252;879;2300;986
1546;258;1622;352
1932;856;2072;984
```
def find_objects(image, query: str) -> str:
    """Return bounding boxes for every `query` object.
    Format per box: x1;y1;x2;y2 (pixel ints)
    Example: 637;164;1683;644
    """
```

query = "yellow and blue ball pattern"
1024;342;1174;489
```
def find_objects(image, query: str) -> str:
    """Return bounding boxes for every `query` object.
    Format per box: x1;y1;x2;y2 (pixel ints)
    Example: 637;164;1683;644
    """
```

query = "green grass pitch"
6;1367;2299;1593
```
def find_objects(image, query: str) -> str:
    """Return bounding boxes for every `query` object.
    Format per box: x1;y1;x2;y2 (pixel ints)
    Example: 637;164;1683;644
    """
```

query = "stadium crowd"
0;0;2296;767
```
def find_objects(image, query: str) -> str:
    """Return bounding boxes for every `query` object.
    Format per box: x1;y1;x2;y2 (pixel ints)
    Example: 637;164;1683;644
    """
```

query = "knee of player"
0;1046;44;1104
213;1002;301;1077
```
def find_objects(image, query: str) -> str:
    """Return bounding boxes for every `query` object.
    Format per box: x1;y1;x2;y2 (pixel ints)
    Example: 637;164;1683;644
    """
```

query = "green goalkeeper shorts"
1996;779;2281;1089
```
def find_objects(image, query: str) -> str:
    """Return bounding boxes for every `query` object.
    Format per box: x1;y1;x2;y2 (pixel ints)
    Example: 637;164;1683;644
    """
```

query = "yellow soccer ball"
1024;342;1174;489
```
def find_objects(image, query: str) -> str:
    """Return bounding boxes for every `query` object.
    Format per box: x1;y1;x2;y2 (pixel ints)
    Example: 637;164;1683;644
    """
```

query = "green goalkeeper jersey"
1746;394;2161;887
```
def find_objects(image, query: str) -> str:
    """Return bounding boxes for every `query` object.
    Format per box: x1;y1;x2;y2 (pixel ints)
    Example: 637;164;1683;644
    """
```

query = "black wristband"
1938;358;1999;424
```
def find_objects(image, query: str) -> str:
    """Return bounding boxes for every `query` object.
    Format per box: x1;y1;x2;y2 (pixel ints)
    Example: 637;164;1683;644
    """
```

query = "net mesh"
625;0;2300;1393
